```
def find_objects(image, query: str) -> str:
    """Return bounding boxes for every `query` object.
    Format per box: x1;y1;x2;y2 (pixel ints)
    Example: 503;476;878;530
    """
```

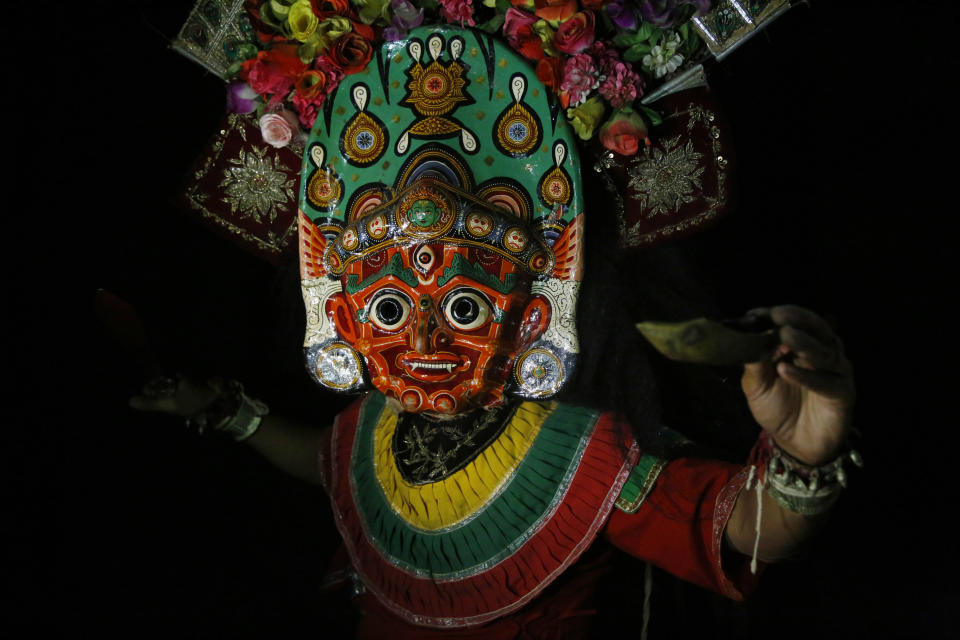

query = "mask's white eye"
443;290;492;331
412;244;436;273
370;292;411;331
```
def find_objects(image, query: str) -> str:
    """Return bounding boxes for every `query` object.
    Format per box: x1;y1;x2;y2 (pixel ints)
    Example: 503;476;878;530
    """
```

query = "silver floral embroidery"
219;146;296;223
626;136;705;218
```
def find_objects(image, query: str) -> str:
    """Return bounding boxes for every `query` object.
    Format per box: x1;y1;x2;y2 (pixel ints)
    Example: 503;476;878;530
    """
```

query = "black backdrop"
13;1;958;637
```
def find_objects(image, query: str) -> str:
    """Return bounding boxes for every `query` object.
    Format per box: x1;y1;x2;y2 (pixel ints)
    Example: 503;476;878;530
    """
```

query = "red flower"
534;0;577;23
320;0;350;12
536;57;569;107
554;11;596;55
598;109;649;157
241;44;307;99
503;8;546;61
324;32;373;75
295;71;328;101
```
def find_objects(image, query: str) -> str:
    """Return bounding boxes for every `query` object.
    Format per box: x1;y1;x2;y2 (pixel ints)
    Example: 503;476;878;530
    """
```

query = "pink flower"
504;7;537;41
560;53;600;106
554;11;596;55
588;39;619;68
438;0;475;27
597;60;644;109
598;109;649;156
292;97;321;131
259;110;302;148
292;60;344;129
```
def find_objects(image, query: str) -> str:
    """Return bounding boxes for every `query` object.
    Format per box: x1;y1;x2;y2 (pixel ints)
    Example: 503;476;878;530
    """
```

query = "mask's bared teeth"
410;362;420;371
444;363;453;372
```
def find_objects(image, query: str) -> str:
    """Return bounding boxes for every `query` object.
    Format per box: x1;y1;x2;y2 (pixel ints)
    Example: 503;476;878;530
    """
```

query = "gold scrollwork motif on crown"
403;38;470;118
397;34;478;154
343;114;388;164
540;169;571;206
530;279;581;354
307;169;343;211
341;84;389;167
219;145;296;223
305;143;344;212
538;142;573;209
494;74;541;158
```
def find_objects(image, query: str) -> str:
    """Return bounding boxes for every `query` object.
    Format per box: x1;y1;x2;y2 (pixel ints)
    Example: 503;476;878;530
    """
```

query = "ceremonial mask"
298;26;585;413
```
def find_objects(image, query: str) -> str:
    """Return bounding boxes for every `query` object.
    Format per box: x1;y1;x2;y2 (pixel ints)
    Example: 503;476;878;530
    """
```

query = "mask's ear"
517;295;551;351
325;292;359;345
300;211;369;393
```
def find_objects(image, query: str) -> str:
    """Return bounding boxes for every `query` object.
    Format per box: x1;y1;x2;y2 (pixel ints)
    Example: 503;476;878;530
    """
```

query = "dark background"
11;1;957;637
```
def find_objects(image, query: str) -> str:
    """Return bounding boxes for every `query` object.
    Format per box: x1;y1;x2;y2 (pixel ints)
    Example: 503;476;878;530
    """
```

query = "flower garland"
228;0;709;156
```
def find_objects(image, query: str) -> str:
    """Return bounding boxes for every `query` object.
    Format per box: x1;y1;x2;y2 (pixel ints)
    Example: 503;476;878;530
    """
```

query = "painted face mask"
298;26;584;413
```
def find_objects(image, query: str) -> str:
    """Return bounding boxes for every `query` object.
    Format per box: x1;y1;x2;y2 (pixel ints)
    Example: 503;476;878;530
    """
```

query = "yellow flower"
532;20;559;57
567;97;605;140
288;0;319;42
355;0;391;24
318;16;353;42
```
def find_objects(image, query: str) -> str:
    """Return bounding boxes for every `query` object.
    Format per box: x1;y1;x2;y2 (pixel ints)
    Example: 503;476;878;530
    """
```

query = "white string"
750;466;764;575
640;562;653;640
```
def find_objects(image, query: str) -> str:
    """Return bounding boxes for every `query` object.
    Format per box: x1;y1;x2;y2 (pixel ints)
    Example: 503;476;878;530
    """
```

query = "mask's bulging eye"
443;291;492;331
371;293;411;331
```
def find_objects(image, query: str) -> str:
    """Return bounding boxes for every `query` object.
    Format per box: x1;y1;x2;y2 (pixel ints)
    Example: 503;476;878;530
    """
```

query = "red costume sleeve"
604;458;761;600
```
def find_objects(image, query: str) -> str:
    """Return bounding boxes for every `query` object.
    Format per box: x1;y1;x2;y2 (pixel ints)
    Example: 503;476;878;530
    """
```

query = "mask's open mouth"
397;353;470;382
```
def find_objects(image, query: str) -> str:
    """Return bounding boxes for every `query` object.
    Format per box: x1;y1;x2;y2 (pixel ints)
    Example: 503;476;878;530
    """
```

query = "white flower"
259;110;302;149
642;32;684;79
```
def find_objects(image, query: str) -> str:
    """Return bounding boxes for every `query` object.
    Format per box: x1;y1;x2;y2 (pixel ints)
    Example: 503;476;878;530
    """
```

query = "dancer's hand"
741;305;855;465
129;376;217;419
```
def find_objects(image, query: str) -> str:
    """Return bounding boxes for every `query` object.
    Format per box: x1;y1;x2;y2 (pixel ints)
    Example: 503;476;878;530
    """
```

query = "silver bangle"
215;391;269;441
189;378;269;441
764;443;864;516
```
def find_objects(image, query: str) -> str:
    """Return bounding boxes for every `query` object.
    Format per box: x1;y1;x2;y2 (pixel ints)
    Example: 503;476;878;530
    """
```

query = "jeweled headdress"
172;1;800;405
